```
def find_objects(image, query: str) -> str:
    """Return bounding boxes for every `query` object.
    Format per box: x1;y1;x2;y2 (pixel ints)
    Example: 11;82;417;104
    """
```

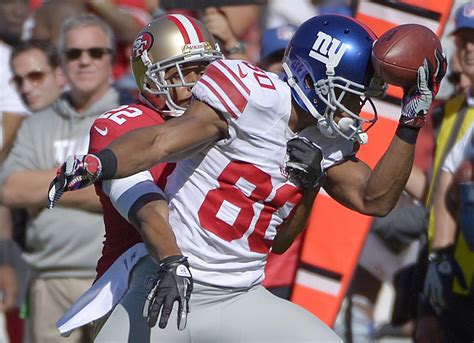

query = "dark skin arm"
132;197;181;262
272;188;318;254
273;134;415;253
108;100;229;179
325;135;415;217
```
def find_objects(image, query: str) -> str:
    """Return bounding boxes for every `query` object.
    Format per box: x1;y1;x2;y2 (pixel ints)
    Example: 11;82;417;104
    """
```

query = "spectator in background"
31;0;87;46
419;124;474;343
31;0;152;82
264;0;318;30
202;4;262;62
0;0;30;161
0;1;31;342
448;49;471;96
257;24;296;75
10;39;65;112
203;7;249;60
0;14;128;343
416;2;474;342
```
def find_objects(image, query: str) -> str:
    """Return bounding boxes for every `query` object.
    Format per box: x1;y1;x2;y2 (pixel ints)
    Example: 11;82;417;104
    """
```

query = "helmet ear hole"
304;75;314;89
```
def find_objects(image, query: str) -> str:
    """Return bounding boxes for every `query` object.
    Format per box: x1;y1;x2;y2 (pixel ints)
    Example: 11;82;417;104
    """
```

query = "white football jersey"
166;59;356;288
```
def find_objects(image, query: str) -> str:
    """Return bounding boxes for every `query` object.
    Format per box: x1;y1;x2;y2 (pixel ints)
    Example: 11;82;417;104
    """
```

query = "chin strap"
282;62;369;144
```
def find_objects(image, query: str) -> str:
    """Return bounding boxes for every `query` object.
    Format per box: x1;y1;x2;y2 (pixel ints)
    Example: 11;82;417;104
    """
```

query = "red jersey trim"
217;60;250;95
205;64;248;115
199;78;238;119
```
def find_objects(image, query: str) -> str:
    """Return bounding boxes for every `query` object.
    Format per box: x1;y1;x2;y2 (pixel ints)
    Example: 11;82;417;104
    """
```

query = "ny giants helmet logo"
309;31;349;67
132;32;153;61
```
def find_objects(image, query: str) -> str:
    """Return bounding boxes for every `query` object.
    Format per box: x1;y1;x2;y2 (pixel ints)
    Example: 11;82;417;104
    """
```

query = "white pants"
95;256;341;343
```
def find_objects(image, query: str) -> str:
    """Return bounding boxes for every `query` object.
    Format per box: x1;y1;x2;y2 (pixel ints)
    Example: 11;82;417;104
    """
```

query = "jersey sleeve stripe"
216;60;250;95
206;64;248;114
167;14;201;44
199;78;238;119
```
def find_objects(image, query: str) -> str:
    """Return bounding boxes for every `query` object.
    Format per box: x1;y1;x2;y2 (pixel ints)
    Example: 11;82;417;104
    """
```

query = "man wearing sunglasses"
0;1;32;343
10;39;65;113
0;13;128;343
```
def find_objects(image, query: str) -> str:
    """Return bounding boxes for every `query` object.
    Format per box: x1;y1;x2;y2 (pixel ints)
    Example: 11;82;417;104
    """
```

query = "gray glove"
286;137;326;190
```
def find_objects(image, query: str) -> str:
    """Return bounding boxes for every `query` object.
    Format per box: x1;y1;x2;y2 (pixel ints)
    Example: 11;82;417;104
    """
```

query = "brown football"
372;24;442;88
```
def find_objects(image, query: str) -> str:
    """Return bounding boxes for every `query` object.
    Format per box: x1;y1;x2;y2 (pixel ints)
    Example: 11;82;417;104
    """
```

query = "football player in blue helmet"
283;15;385;144
47;14;446;343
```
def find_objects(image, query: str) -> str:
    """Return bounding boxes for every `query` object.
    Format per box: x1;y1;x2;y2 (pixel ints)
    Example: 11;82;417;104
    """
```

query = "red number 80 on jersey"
198;161;301;254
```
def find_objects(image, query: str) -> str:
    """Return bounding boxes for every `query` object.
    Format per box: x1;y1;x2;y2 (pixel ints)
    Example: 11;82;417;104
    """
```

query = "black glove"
142;255;193;330
286;137;326;190
423;245;467;314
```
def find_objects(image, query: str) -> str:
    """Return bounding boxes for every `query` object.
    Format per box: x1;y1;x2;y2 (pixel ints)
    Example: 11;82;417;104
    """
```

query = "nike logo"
94;125;108;136
238;64;247;78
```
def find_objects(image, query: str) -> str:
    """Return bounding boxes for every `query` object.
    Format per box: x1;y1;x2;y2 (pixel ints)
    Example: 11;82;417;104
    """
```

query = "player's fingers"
288;149;309;162
142;291;153;318
177;298;187;331
147;298;162;328
64;155;78;176
158;298;174;329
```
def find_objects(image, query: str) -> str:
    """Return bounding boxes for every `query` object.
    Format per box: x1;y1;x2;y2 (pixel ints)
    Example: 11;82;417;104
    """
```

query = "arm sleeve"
102;171;166;222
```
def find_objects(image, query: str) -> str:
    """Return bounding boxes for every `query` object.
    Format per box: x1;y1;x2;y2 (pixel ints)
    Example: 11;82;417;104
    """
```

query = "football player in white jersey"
49;14;446;342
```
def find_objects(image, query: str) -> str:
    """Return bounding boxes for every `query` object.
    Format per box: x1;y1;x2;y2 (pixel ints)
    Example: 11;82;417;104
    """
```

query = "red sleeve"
88;119;121;155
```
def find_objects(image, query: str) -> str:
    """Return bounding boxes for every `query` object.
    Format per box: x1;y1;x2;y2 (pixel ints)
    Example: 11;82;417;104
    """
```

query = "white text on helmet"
309;31;349;68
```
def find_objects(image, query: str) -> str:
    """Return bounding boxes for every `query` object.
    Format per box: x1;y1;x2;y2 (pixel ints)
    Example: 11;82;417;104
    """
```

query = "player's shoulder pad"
194;59;283;120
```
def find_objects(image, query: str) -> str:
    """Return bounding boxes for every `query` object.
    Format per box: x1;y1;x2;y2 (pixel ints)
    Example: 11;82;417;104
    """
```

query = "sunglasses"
64;47;112;61
447;71;461;85
11;70;50;88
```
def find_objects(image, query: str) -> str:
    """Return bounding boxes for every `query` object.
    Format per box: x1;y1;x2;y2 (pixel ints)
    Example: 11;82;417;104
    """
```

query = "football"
371;24;442;88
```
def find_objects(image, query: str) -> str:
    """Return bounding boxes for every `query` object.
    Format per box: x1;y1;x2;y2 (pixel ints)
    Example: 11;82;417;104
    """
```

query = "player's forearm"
272;189;318;254
104;106;226;179
361;135;415;216
1;169;56;207
136;201;182;262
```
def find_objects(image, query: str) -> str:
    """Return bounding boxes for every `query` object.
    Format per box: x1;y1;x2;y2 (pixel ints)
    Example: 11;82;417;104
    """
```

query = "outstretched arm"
47;100;229;208
108;101;228;178
325;135;415;216
326;51;446;216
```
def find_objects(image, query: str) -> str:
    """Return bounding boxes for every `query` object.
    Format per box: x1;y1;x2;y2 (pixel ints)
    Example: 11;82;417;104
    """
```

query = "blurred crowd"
0;0;473;343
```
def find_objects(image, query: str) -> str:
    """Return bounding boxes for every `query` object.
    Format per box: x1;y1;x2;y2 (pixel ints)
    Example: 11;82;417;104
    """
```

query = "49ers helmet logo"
132;32;153;61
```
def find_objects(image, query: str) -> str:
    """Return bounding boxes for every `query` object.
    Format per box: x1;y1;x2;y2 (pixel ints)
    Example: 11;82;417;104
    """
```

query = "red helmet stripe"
167;14;203;44
188;16;205;42
167;14;190;44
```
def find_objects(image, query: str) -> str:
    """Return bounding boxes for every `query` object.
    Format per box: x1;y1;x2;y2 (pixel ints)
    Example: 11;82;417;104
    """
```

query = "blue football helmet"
283;14;385;144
